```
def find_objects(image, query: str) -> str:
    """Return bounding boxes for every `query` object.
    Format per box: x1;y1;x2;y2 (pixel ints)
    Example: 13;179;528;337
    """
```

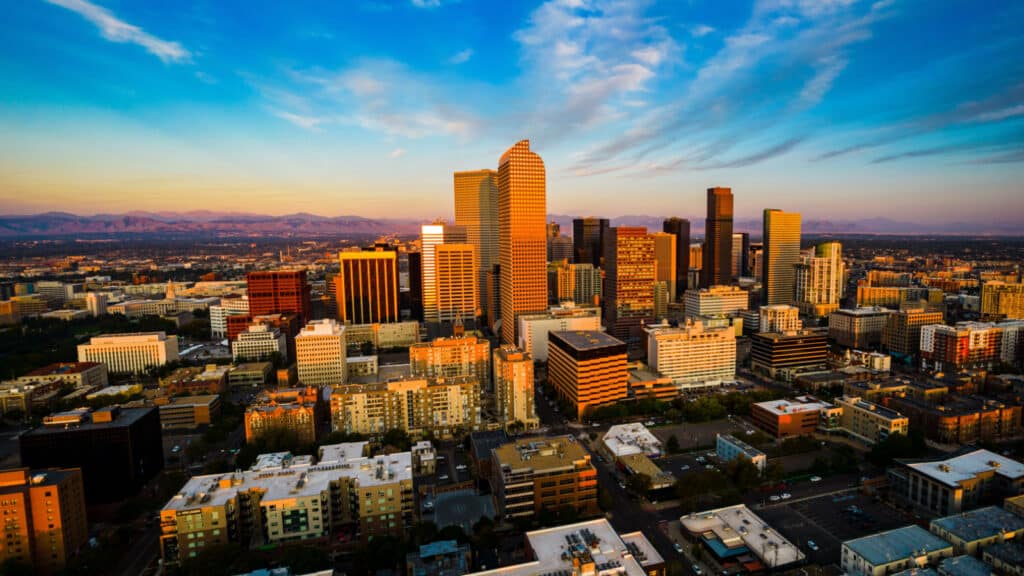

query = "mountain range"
0;211;1019;238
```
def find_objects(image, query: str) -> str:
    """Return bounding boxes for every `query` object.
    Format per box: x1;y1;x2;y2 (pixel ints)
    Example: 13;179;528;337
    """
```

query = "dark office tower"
573;217;609;267
701;187;733;288
731;232;750;279
408;251;423;321
246;270;312;324
19;407;163;504
663;217;691;299
603;227;656;355
336;248;399;324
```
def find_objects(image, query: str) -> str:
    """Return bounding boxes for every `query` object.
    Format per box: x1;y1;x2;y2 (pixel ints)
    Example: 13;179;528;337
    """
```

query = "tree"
868;430;926;467
277;546;330;573
666;434;681;454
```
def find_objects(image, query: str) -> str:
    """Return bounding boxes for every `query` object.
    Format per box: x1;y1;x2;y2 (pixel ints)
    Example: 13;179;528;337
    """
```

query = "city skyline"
2;1;1023;226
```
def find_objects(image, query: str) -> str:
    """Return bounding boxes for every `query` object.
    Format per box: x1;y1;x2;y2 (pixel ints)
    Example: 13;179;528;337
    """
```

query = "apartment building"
834;396;909;445
493;346;538;431
409;336;490;386
244;387;323;446
829;307;891;349
0;468;88;575
295;319;347;387
330;377;482;437
646;320;736;391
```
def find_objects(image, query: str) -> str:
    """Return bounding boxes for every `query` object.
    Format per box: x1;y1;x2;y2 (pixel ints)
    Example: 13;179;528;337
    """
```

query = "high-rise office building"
454;169;499;318
421;223;469;324
795;241;845;317
663;217;691;299
573;217;609;267
731;232;750;279
602;227;656;348
981;281;1024;320
652;232;677;302
336;248;399;324
701;187;733;288
882;308;946;357
295;319;346;387
246;270;312;324
408;250;423;321
19;407;164;504
547;331;628;419
435;244;478;324
493;346;538;430
498;140;547;345
759;304;802;333
550;261;602;306
762;209;802;305
548;235;574;263
684;285;750;319
0;467;88;575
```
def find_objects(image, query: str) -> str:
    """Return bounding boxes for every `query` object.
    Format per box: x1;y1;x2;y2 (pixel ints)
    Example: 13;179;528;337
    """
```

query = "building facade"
295;319;346;387
330;377;482;437
491;436;599;521
547;331;628;419
517;304;602;363
701;187;733;288
336;249;400;324
454;169;499;319
647;321;736;390
573;217;609;268
602;226;656;349
0;468;88;575
883;308;945;358
684;285;749;318
77;332;179;374
981;281;1024;320
762;209;802;306
493;346;538;430
246;270;312;324
830;307;891;349
795;241;844;317
409;336;491;386
663;217;691;299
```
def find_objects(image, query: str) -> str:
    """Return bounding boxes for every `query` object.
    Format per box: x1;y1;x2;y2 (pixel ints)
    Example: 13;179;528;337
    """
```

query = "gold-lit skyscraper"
421;223;468;325
603;226;656;348
498;140;547;345
435;244;479;323
454;170;499;318
335;249;399;324
762;209;802;306
652;231;677;301
701;187;733;288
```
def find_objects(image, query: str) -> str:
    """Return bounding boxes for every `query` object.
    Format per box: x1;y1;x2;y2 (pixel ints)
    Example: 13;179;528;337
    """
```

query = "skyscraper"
498;140;547;345
794;241;844;317
663;217;690;299
652;231;677;302
454;170;499;318
434;243;478;324
762;209;802;305
420;223;469;325
603;226;656;349
336;248;399;324
573;217;609;267
246;270;312;324
731;232;750;279
701;187;733;288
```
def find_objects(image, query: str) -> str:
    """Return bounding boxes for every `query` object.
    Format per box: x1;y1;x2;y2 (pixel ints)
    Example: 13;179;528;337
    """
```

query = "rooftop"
163;442;411;513
22;362;101;377
983;541;1024;567
296;319;344;338
843;525;952;566
838;396;906;421
550;330;626;351
493;436;592;473
160;394;221;407
937;555;992;576
470;430;510;462
833;307;892;317
681;505;805;568
905;449;1024;488
753;397;832;416
717;434;766;460
467;519;663;576
602;423;662;458
931;506;1024;542
25;406;153;435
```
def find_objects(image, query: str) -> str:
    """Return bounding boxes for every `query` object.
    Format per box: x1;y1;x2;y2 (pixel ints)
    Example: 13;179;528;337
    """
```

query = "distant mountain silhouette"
0;211;1019;237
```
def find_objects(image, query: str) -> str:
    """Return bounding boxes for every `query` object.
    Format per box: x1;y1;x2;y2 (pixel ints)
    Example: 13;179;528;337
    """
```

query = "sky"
0;0;1022;225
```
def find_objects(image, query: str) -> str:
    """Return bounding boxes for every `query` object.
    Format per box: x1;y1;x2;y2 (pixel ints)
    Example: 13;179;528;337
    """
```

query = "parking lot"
756;491;910;567
652;418;758;451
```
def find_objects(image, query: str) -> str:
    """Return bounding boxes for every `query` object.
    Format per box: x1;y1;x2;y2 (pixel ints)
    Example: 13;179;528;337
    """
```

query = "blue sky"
0;0;1022;224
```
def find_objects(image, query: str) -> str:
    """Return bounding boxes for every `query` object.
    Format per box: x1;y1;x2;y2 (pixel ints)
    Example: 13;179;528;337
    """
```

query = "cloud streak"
43;0;191;63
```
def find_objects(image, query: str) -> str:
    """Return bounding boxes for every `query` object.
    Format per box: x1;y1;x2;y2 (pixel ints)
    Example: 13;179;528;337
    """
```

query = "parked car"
438;474;449;481
692;565;703;575
809;476;822;482
781;493;792;500
674;543;684;553
807;540;819;551
679;465;690;471
769;495;781;502
705;464;714;470
455;464;467;471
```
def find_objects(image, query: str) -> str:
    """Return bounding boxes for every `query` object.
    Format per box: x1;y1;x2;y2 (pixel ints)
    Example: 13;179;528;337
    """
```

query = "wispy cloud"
389;148;406;158
272;110;325;131
448;48;474;65
43;0;191;63
411;0;442;7
691;24;715;37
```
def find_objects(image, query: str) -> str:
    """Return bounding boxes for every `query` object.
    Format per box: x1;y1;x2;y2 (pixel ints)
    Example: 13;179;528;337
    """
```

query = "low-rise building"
344;321;420;349
15;362;108;390
406;539;471;576
161;364;230;396
232;323;288;363
77;332;179;373
627;363;678;402
492;436;598;521
227;362;273;388
295;319;347;387
883;395;1021;445
411;441;436;476
156;395;221;430
466;518;664;576
888;450;1024;516
841;525;954;576
715;434;766;472
750;396;839;438
830;307;891;349
245;387;323;446
681;505;805;570
835;396;909;445
159;442;413;564
929;505;1024;556
516;304;602;362
600;423;662;460
750;328;828;380
982;542;1024;576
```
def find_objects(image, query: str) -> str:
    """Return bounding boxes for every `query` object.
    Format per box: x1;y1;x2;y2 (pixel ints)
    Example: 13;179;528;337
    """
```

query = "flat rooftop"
931;506;1024;542
603;423;662;458
492;436;591;473
937;555;991;576
843;525;952;566
25;406;153;435
550;330;625;351
717;434;765;460
23;362;101;377
983;542;1024;568
161;394;220;407
753;398;832;416
839;396;906;421
681;505;805;568
905;449;1024;488
467;518;663;576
